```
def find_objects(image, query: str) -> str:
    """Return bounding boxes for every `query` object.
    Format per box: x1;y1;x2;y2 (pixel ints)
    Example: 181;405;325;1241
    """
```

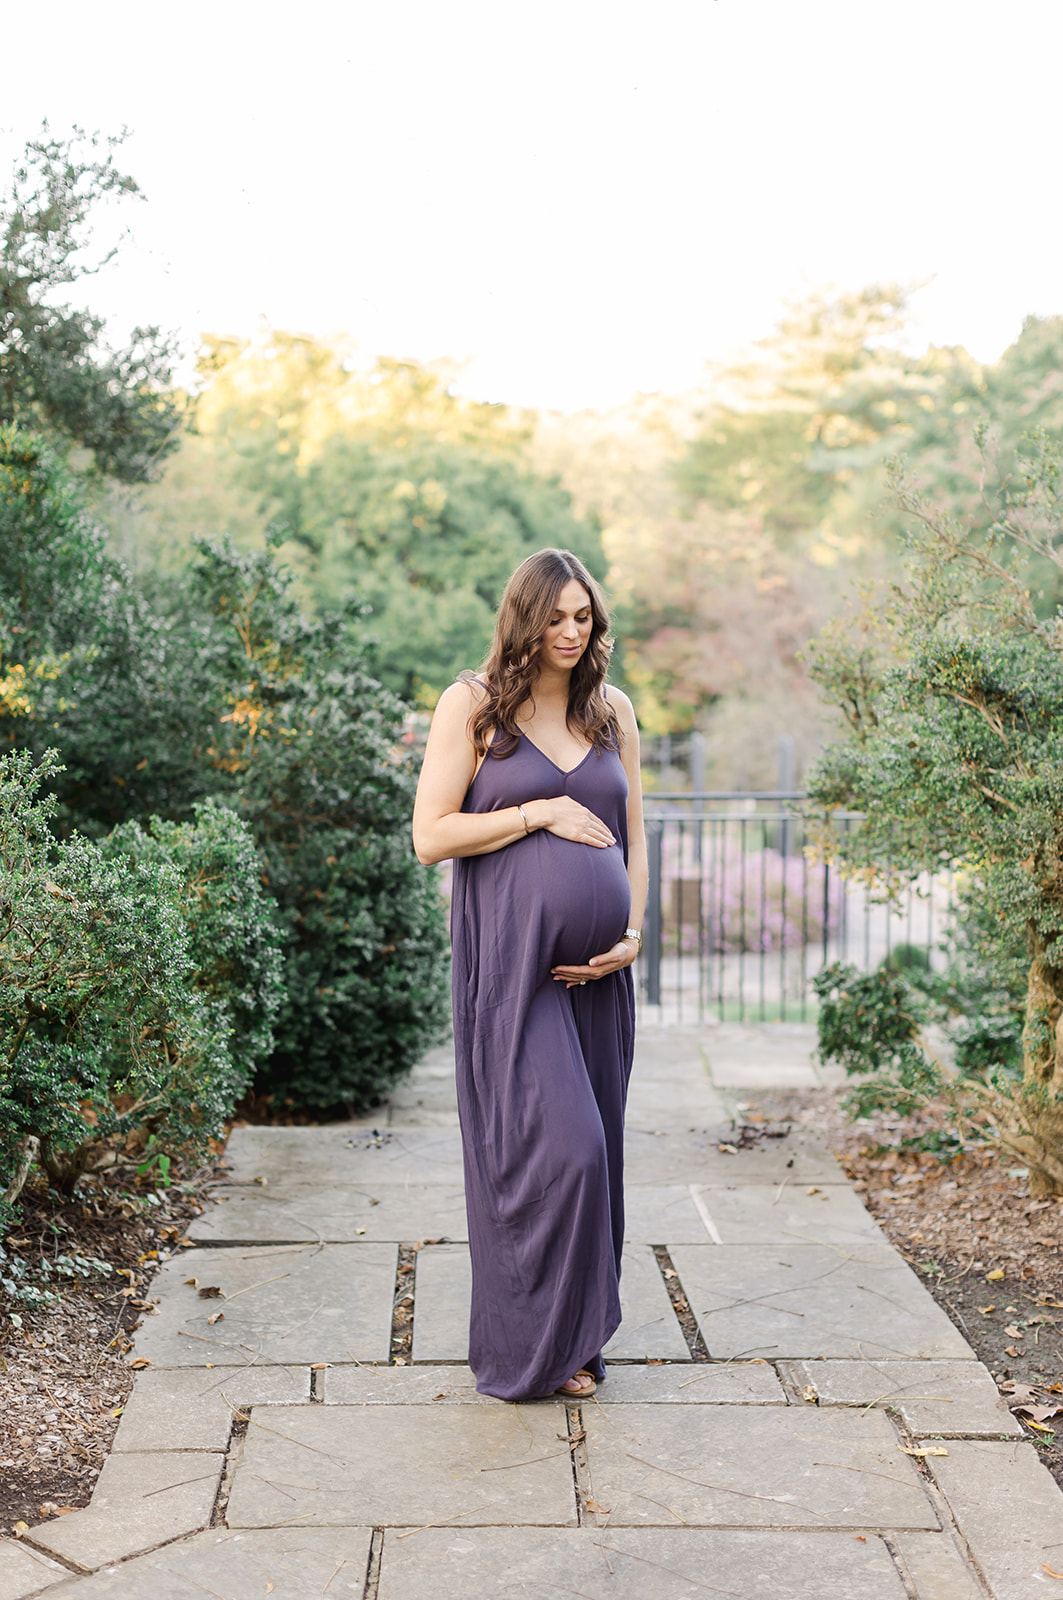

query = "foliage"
611;505;820;740
676;285;934;546
0;426;198;835
88;297;1063;790
114;332;601;703
0;752;276;1201
174;537;452;1107
296;434;602;702
0;431;451;1112
0;1243;112;1328
806;432;1063;1193
0;126;180;480
814;962;938;1114
102;802;284;1094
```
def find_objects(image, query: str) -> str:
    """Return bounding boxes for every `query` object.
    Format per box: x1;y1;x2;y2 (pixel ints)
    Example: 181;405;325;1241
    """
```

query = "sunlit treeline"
101;290;1063;789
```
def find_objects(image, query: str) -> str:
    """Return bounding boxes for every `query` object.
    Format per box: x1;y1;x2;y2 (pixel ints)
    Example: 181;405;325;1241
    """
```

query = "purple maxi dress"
450;730;636;1399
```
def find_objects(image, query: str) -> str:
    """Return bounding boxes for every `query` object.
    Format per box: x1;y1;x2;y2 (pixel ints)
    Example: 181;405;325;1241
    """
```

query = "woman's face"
537;578;593;673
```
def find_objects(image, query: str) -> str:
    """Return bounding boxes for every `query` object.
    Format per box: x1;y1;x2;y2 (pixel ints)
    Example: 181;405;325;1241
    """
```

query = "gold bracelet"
517;805;531;835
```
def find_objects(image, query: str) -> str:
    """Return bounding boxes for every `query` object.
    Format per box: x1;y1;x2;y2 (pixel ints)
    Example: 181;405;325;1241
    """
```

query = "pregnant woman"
413;548;647;1401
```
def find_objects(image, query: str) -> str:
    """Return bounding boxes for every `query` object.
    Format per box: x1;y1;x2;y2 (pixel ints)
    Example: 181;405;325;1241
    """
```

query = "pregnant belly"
536;836;631;966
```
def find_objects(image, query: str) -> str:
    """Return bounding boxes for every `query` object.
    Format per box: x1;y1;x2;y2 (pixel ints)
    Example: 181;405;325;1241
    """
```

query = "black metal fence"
638;794;953;1023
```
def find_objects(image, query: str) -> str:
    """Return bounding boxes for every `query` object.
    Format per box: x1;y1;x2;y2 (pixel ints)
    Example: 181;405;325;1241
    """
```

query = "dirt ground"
2;1091;1062;1536
0;1169;208;1538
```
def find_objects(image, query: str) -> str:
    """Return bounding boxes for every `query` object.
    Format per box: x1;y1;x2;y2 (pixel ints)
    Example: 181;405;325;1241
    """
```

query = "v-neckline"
520;731;594;777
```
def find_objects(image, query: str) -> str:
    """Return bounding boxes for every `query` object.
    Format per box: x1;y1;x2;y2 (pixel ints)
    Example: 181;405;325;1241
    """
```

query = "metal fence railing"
638;794;954;1024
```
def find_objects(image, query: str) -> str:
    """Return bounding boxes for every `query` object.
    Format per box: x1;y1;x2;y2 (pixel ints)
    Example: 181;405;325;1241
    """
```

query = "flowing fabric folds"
450;733;635;1399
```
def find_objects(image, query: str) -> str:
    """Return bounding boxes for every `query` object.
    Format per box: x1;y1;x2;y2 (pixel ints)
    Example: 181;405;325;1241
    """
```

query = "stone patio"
0;1021;1058;1599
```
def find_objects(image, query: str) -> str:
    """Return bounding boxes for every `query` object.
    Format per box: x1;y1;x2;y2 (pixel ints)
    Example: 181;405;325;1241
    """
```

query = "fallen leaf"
978;1306;995;1315
899;1445;948;1457
1005;1346;1022;1357
254;1176;268;1186
1043;1563;1063;1579
1025;1419;1056;1434
1004;1324;1023;1338
717;1143;739;1155
854;1535;866;1543
310;1363;332;1370
207;1311;225;1326
802;1385;819;1404
184;1277;198;1287
137;1251;158;1262
1000;1381;1063;1422
197;1286;223;1299
986;1268;1005;1281
127;1358;153;1370
584;1498;612;1514
265;1586;274;1595
12;1522;29;1538
806;1186;822;1195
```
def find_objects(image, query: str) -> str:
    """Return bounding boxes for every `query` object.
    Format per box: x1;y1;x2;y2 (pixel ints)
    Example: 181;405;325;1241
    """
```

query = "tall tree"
676;285;939;550
0;126;180;481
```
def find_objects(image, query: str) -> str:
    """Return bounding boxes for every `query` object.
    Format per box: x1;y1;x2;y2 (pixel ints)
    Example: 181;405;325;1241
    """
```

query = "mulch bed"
0;1168;209;1538
3;1091;1062;1536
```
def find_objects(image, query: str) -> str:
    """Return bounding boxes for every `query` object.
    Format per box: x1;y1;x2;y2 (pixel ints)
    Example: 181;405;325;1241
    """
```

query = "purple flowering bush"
661;830;845;954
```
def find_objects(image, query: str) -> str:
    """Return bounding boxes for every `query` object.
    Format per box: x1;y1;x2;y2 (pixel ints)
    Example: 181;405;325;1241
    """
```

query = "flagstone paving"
1;1024;1060;1599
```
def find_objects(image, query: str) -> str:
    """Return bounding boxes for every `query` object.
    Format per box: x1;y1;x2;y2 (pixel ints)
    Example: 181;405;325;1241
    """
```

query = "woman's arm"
412;682;616;866
617;690;649;931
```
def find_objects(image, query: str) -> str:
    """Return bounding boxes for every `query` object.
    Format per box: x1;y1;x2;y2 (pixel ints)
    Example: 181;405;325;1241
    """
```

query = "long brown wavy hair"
463;548;621;759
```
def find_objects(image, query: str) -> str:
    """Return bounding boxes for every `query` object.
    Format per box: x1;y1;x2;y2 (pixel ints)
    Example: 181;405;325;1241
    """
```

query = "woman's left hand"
551;939;638;989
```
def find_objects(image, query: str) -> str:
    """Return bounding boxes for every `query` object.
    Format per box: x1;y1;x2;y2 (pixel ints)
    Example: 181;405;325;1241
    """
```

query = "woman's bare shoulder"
605;684;637;727
440;676;486;706
430;677;486;737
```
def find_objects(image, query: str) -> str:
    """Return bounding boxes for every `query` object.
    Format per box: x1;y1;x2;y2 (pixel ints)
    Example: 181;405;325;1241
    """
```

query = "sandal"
556;1369;597;1397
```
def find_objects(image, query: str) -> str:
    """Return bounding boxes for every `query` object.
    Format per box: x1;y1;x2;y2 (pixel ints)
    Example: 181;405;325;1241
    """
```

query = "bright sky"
3;0;1061;413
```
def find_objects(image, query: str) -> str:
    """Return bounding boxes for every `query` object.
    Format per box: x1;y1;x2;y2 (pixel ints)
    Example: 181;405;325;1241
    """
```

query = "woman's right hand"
527;795;616;848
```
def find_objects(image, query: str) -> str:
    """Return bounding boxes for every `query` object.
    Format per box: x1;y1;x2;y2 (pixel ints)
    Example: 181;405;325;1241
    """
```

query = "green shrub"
0;425;199;835
0;751;281;1202
0;430;451;1114
103;801;284;1090
180;538;451;1108
880;941;932;975
813;884;1026;1132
